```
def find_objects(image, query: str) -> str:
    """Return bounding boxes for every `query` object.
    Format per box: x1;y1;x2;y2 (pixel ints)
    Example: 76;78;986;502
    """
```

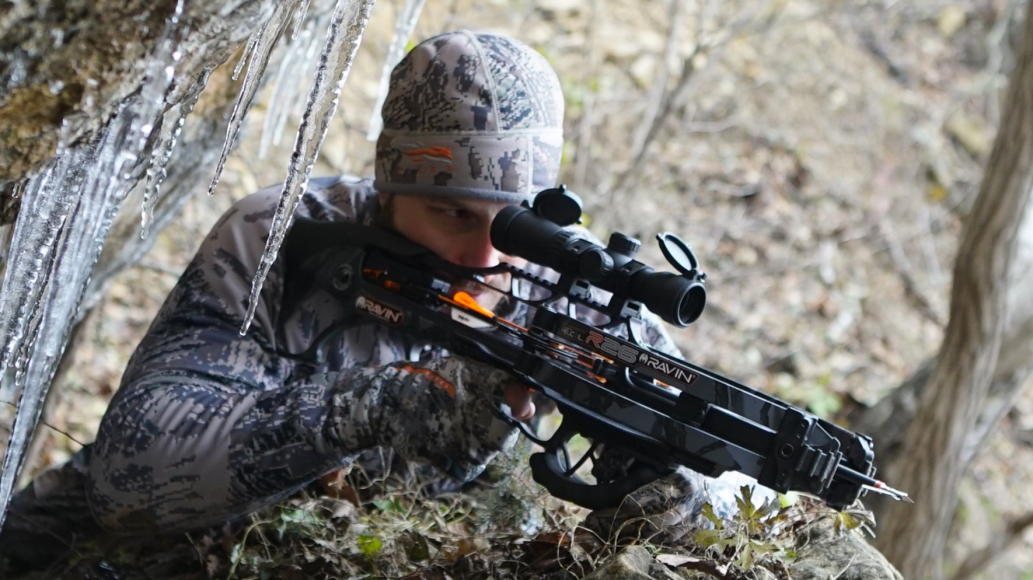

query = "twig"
572;0;600;188
684;116;739;134
673;559;732;579
962;370;1033;468
982;0;1020;127
628;0;687;162
437;0;461;36
606;0;784;202
917;204;944;286
859;30;910;84
875;220;946;327
605;42;701;203
514;0;538;37
225;516;275;580
831;554;859;580
0;400;86;447
137;260;184;278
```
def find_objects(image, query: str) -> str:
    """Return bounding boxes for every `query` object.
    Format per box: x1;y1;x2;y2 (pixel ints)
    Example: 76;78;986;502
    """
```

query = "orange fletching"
453;291;495;319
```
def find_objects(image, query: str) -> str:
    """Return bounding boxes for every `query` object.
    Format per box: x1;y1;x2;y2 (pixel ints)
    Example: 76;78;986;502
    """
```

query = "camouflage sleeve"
88;354;517;533
637;309;683;358
88;360;369;532
85;185;362;531
85;187;343;532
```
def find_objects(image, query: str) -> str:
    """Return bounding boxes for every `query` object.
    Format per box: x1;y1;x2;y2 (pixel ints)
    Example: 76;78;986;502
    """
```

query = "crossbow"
283;187;908;511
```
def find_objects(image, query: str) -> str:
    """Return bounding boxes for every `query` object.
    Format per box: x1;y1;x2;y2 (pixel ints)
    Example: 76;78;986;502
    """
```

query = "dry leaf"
656;553;703;566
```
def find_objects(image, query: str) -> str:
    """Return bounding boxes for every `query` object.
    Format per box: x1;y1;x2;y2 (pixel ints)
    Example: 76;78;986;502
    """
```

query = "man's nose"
457;231;502;268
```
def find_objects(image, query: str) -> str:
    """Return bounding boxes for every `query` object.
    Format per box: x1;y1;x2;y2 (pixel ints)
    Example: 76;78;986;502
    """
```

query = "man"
2;30;726;566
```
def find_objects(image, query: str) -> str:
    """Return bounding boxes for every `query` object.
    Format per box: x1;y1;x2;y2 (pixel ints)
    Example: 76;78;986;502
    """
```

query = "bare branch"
628;0;687;159
876;220;946;327
572;0;601;188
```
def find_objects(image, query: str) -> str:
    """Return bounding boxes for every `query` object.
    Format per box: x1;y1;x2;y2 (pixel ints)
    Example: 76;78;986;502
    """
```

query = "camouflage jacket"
86;176;682;532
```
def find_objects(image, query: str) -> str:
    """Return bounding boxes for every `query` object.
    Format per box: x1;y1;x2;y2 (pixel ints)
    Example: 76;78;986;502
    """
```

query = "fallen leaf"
357;535;382;557
319;468;361;507
656;554;703;566
938;5;966;37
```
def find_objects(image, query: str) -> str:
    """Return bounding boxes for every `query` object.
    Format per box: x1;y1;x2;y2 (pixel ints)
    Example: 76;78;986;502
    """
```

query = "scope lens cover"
657;232;699;275
532;186;583;226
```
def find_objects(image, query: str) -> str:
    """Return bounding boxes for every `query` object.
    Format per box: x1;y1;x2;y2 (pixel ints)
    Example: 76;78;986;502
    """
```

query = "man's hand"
334;356;534;482
504;382;535;421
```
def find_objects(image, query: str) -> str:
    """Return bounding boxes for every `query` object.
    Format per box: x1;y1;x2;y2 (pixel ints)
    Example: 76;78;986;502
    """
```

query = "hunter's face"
379;193;527;306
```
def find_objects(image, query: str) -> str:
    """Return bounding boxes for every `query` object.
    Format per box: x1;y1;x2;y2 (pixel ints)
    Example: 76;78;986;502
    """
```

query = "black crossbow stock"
283;186;908;511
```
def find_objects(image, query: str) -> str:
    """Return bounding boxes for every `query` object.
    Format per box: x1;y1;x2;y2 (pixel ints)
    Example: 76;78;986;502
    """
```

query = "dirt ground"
7;0;1033;577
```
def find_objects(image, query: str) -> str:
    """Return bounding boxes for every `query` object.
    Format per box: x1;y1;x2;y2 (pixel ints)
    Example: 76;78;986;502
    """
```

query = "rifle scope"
491;204;706;327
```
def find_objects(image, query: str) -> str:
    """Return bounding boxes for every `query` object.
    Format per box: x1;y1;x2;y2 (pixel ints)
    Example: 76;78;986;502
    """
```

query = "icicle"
275;22;325;149
0;182;24;269
0;163;68;376
138;0;188;237
0;117;111;532
240;0;376;334
0;0;184;527
232;33;261;82
366;0;425;141
132;0;183;153
206;0;299;197
290;0;314;41
0;123;83;380
0;223;12;272
258;22;319;160
0;113;129;531
141;68;212;239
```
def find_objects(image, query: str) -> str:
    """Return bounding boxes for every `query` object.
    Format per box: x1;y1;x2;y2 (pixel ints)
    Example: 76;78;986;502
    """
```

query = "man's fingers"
504;382;535;420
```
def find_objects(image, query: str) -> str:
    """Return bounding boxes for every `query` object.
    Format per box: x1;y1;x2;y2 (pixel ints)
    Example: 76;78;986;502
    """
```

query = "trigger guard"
529;449;673;510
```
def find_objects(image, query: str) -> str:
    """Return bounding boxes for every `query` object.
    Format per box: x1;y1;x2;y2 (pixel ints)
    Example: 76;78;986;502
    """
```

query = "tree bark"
854;197;1033;518
873;3;1033;578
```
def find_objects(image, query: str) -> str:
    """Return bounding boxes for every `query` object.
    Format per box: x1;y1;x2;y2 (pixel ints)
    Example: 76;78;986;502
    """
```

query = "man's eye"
431;207;468;219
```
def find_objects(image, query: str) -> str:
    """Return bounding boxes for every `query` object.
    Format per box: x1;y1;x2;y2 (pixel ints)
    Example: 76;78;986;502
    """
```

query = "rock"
585;546;682;580
789;516;903;580
0;0;280;220
937;6;967;38
945;110;991;159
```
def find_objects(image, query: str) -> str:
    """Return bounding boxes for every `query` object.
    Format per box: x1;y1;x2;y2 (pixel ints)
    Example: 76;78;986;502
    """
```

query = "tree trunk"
854;196;1033;518
873;3;1033;578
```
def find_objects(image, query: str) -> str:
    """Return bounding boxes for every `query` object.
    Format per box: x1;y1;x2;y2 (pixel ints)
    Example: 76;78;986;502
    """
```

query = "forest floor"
4;0;1033;578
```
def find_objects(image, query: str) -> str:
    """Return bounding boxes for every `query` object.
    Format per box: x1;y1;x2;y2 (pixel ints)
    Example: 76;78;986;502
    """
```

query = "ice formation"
0;0;184;529
241;0;376;333
258;20;322;160
141;67;212;239
366;0;426;141
206;0;300;197
0;0;389;527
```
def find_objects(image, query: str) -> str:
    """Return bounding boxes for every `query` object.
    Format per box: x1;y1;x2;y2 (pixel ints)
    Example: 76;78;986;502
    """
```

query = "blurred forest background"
3;0;1033;577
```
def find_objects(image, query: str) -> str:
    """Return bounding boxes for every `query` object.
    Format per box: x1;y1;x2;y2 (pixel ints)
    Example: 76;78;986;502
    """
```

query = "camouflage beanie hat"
374;30;564;203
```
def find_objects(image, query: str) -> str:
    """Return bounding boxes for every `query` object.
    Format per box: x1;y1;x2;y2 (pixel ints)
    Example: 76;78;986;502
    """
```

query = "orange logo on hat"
403;146;453;163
